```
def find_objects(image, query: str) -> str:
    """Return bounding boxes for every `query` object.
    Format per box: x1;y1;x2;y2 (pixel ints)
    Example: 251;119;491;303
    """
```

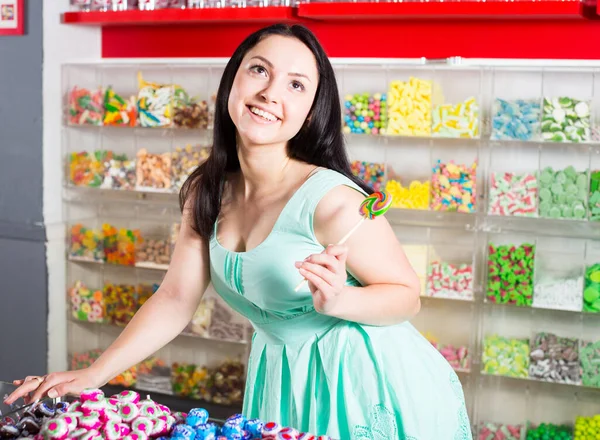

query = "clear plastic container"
63;64;104;127
138;0;170;9
135;130;173;193
430;144;478;213
71;0;93;11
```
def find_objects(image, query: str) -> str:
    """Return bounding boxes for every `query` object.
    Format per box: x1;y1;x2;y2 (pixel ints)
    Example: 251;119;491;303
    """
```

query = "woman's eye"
291;81;305;92
250;65;267;76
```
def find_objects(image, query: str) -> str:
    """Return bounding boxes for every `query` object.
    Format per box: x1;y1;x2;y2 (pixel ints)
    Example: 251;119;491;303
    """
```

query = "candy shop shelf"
386;208;477;229
69;317;250;346
420;295;476;306
61;7;296;26
101;384;242;422
483;215;600;239
480;371;600;394
67;257;170;272
64;186;179;206
296;1;591;20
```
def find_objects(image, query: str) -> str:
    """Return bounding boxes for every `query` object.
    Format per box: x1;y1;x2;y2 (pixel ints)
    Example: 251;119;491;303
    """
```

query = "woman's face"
228;35;319;148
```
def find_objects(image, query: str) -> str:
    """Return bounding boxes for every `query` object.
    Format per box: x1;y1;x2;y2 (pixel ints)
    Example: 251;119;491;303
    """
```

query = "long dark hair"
180;23;372;239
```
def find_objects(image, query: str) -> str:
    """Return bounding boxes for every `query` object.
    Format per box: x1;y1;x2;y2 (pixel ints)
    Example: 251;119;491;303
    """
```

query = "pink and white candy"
115;390;140;404
119;402;140;423
80;388;105;403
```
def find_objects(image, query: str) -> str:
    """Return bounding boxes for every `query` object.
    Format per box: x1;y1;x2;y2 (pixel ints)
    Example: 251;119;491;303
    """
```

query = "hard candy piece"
538;166;588;220
574;415;600;440
69;280;105;323
533;275;583;312
351;161;385;192
386;77;431;136
431;160;477;213
526;423;573;440
488;172;538;217
343;92;387;135
482;335;530;378
487;243;535;307
491;99;541;141
432;97;480;139
385;179;429;210
541;97;590;143
426;261;474;301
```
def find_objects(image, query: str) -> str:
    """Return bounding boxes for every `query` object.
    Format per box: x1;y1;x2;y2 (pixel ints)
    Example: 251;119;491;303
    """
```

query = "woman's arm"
303;185;421;326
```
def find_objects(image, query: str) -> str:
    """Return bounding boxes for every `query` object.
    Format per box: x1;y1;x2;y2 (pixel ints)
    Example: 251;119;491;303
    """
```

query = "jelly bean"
386;77;431;136
103;223;141;266
69;280;105;323
538;166;588;220
574;415;600;440
351;160;385;192
482;335;530;378
589;170;600;221
487;243;535;307
70;223;104;262
426;260;474;301
172;144;210;191
69;151;105;187
68;86;104;126
101;153;136;191
488;172;538;217
342;93;387;135
137;72;173;127
529;332;581;385
385;179;429;210
103;86;137;126
136;148;172;191
580;340;600;388
431;160;477;213
533;275;583;312
104;281;138;325
479;422;526;440
583;263;600;313
432;97;480;138
491;99;541;141
542;97;590;143
526;423;573;440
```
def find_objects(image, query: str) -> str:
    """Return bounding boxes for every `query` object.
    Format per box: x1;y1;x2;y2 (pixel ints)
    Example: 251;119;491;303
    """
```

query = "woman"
6;24;472;439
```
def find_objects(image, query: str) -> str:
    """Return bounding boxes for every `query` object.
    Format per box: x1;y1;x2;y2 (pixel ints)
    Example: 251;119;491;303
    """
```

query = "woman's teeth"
249;106;278;122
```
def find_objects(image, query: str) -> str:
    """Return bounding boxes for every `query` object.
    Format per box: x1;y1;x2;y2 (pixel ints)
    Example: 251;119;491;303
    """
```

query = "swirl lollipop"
295;190;393;292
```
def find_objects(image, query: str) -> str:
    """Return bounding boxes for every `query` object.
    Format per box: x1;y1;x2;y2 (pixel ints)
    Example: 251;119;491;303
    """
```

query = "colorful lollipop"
294;191;393;292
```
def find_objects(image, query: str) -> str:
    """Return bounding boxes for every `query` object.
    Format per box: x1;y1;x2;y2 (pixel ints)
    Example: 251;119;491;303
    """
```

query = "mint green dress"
209;169;472;440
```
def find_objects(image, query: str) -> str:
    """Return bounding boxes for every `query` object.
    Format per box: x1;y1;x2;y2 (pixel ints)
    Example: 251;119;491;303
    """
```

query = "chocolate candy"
136;238;170;267
68;86;104;126
488;172;538;217
385;179;429;210
486;243;535;307
581;340;600;388
343;93;387;135
351;161;384;192
542;97;590;143
432;97;480;139
136;149;172;191
529;332;581;385
172;88;209;129
482;335;530;378
426;261;474;301
590;170;600;221
491;99;541;141
538;166;588;220
584;263;600;313
532;275;583;312
431;160;477;213
386;77;431;136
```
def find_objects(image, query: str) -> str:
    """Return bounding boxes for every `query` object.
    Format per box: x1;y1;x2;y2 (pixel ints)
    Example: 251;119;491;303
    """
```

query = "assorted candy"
69;224;104;262
172;88;210;129
69;280;105;323
479;422;526;440
532;275;583;312
486;243;535;307
541;97;590;143
526;424;573;440
69;151;105;188
351;160;385;192
575;415;600;440
589;170;600;221
482;335;530;378
432;97;480;138
343;93;387;135
136;149;172;191
170;363;210;400
103;86;137;127
136;237;171;268
385;179;429;210
68;86;104;126
584;263;600;313
137;73;173;128
386;77;431;136
580;340;600;388
431;160;477;213
426;260;474;301
171;360;244;405
491;99;541;141
103;223;141;266
488;172;538;217
538;166;588;220
529;332;581;385
101;153;137;190
103;282;139;325
171;144;210;191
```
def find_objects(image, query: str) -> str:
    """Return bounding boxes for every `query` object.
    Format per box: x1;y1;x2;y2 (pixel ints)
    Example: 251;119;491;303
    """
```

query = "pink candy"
115;390;140;404
79;413;102;430
131;416;154;434
426;261;474;301
119;402;140;423
488;172;538;217
80;388;105;403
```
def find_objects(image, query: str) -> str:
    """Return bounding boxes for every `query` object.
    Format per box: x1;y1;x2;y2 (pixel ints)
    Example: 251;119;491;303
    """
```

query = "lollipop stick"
294;217;365;292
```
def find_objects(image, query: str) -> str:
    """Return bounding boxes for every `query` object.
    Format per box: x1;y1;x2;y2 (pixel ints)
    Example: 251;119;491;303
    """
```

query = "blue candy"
172;424;196;439
186;408;209;427
244;419;264;438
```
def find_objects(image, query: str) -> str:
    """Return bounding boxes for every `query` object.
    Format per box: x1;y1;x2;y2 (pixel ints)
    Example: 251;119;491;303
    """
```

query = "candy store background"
1;0;600;439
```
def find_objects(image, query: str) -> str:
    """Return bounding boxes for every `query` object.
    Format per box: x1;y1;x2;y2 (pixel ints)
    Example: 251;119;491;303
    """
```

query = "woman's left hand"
295;245;348;315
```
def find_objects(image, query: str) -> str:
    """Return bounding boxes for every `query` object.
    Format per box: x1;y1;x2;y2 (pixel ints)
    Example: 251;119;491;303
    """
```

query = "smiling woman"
5;24;472;440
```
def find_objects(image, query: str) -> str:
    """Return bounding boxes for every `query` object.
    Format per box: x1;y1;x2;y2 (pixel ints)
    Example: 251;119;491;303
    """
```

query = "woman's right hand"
3;368;103;406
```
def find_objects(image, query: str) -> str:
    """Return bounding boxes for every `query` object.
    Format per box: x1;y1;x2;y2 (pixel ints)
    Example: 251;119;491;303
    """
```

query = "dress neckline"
213;168;326;255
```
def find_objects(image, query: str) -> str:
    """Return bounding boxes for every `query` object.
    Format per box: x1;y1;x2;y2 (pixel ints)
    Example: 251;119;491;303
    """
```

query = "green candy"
487;243;535;306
